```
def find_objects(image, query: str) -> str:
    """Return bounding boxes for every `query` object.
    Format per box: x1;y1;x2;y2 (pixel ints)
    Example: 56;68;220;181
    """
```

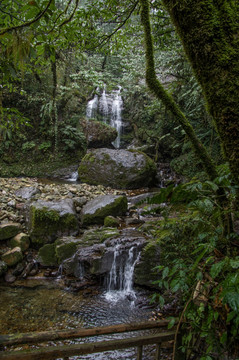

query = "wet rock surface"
78;148;157;189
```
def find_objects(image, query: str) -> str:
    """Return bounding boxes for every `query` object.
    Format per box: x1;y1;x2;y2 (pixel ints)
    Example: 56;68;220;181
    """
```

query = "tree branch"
0;0;53;36
97;0;139;48
59;0;80;28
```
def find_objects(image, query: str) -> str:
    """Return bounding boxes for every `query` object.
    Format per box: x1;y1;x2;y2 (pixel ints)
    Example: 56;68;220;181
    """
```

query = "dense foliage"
1;0;239;358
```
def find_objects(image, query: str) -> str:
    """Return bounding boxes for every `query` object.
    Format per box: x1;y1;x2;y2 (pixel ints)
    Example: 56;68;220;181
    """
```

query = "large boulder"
78;148;156;189
81;119;117;148
26;199;79;245
80;195;127;226
62;228;146;279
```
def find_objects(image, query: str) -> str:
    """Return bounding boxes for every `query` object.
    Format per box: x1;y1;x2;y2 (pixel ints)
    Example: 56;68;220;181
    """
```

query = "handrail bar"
0;320;172;346
0;331;175;360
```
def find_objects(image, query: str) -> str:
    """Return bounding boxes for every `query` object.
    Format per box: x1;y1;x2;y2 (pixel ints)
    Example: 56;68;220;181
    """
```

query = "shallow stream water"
0;279;171;359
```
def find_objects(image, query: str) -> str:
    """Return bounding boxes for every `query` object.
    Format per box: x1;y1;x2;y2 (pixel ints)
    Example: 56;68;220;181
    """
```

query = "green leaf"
167;317;176;329
223;292;239;312
210;260;226;279
230;257;239;269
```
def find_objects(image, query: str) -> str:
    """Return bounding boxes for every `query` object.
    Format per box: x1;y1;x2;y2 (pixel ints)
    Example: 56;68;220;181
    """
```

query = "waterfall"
111;86;123;149
86;94;99;119
105;245;140;302
85;86;123;148
99;86;109;120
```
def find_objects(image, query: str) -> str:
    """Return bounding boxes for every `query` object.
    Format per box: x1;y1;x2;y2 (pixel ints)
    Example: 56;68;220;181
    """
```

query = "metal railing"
0;320;177;360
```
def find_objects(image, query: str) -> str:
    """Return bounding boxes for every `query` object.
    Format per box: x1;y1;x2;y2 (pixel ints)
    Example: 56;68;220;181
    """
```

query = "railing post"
155;343;161;360
137;345;143;360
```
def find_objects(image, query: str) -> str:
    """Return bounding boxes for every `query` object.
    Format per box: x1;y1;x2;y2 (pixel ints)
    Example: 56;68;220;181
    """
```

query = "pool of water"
0;279;172;359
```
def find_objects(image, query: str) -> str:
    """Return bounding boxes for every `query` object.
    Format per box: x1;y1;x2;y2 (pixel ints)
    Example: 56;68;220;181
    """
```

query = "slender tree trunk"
162;0;239;188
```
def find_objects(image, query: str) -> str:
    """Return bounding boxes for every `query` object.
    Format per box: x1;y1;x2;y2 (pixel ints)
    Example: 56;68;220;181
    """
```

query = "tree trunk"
162;0;239;187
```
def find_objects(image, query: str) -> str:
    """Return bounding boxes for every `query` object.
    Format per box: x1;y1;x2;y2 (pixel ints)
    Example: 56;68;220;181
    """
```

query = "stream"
0;279;167;359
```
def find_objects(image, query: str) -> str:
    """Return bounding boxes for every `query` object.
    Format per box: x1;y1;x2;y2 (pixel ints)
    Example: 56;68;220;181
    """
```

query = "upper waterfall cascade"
86;86;123;148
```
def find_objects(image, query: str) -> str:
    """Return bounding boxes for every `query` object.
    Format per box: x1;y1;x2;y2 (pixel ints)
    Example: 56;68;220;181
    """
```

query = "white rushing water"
111;86;123;149
85;85;123;148
99;86;109;120
86;93;99;119
105;245;141;303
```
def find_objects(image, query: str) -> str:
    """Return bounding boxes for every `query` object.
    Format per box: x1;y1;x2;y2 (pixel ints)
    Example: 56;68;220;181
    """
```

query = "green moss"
104;216;120;228
0;224;21;241
29;206;78;245
55;241;78;264
38;243;58;266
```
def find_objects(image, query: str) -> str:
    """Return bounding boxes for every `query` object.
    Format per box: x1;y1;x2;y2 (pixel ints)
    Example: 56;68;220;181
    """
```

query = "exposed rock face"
78;148;157;189
80;194;127;226
62;228;147;279
27;199;79;245
81;119;117;148
0;223;21;241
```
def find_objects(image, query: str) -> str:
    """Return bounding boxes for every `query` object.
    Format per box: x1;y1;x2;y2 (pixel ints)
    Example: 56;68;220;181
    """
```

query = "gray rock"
78;148;156;189
15;186;40;200
80;195;127;226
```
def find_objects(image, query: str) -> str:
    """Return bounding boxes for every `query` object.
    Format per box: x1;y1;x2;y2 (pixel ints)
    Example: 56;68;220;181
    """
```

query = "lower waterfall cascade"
105;244;141;303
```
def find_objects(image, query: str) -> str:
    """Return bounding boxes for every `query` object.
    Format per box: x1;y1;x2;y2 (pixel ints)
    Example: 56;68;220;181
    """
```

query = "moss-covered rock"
2;247;23;266
81;227;120;244
38;243;58;266
78;148;156;189
80;195;127;226
0;223;21;241
104;216;120;228
55;237;80;264
81;118;117;148
9;233;30;252
27;199;79;245
134;240;161;288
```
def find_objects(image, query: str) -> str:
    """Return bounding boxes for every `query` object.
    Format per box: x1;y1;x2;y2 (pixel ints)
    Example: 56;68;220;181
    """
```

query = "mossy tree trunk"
162;0;239;188
139;0;233;240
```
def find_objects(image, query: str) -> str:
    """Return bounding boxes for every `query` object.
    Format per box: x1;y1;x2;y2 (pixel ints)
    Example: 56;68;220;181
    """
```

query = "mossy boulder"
80;195;127;226
104;216;120;228
0;223;21;241
134;240;161;288
55;237;81;264
2;247;23;266
38;243;58;266
27;199;79;245
78;148;157;189
9;233;30;252
0;261;7;276
81;118;117;148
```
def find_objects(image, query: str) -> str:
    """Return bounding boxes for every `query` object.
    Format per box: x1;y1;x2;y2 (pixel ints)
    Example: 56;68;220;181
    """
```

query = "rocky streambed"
0;177;164;290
